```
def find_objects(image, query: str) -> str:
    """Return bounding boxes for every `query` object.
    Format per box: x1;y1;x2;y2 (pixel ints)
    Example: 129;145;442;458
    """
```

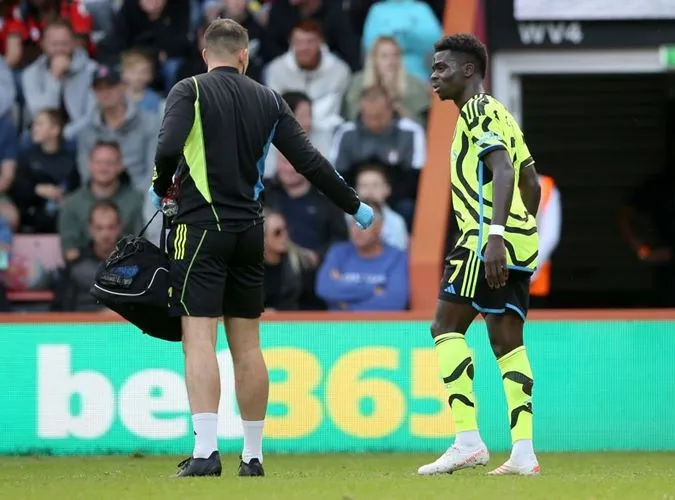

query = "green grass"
1;453;675;500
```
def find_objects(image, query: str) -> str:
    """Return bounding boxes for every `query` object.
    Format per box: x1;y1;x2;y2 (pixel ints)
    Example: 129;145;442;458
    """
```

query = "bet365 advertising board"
0;320;673;455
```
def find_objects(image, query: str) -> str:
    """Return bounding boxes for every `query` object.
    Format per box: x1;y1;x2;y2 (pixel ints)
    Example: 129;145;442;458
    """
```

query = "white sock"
510;439;536;464
455;430;483;449
192;413;218;459
241;420;265;464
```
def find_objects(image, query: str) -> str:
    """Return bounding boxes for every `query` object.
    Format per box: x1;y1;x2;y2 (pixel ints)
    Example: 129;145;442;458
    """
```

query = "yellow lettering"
326;347;405;438
410;348;455;437
264;348;321;438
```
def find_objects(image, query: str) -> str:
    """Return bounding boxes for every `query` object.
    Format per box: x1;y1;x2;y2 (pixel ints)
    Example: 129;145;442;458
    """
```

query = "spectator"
362;0;442;83
0;115;20;231
1;0;93;69
85;0;117;45
0;56;17;120
266;19;351;137
249;0;274;23
264;91;331;180
353;164;408;251
348;0;445;35
316;200;408;311
59;140;143;262
263;207;314;311
21;19;97;141
344;36;430;126
215;0;264;82
121;48;163;115
11;109;79;233
53;200;122;311
101;0;192;92
330;85;426;226
266;151;349;309
77;64;159;187
263;0;361;71
267;151;349;258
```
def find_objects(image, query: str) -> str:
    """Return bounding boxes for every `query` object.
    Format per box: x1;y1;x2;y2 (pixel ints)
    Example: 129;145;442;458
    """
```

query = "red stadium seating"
7;235;63;303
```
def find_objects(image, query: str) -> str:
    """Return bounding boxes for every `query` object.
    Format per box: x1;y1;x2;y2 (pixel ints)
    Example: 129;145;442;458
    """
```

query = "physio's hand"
352;202;374;229
148;186;162;210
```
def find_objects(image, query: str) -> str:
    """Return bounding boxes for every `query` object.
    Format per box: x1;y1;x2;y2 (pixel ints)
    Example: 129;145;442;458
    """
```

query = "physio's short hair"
204;18;249;56
434;33;488;78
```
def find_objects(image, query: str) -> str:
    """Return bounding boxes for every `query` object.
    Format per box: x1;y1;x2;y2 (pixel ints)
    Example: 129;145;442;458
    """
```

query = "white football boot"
417;445;490;475
488;459;540;476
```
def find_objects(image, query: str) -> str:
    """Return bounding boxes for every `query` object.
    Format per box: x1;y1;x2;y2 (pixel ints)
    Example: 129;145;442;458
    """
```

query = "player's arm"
152;79;195;197
483;149;513;288
272;95;360;215
518;161;541;217
472;114;512;288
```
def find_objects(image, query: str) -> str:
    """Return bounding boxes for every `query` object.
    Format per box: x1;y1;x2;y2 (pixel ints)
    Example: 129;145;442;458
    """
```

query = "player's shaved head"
434;33;488;78
204;18;249;57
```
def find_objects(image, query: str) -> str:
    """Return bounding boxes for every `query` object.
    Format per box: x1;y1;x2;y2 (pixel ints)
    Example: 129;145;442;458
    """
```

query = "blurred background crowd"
0;0;446;312
0;0;673;313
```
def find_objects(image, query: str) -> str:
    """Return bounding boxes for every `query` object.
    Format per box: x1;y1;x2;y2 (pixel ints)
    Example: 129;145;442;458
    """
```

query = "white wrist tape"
488;225;505;237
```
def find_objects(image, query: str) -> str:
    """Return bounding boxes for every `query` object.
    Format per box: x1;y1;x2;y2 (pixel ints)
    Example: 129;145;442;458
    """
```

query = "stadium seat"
7;235;63;303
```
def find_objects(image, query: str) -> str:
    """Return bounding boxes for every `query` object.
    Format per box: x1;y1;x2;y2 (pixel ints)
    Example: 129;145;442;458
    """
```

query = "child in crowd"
11;109;79;233
121;49;163;115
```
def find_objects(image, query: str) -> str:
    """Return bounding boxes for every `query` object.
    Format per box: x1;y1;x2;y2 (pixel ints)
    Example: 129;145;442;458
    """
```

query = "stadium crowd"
0;0;446;312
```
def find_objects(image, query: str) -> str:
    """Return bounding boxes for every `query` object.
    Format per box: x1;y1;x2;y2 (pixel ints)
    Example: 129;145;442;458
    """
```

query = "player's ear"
463;62;475;78
201;48;208;66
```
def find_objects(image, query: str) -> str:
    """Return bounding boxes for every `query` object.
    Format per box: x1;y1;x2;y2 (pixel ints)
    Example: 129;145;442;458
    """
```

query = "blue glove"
148;186;162;210
352;202;374;229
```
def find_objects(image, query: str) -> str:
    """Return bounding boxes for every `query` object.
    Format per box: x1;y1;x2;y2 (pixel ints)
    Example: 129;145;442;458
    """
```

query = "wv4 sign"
1;321;458;455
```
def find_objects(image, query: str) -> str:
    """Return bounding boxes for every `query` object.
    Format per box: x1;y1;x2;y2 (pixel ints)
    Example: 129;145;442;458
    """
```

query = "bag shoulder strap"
138;209;169;254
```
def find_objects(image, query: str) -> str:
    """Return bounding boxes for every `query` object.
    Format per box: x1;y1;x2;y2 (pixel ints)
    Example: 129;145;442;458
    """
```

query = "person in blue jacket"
316;200;408;311
362;0;442;83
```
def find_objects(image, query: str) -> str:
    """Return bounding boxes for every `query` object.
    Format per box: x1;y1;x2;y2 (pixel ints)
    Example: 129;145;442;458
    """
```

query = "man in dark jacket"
100;0;191;91
262;0;361;71
53;200;121;311
12;108;80;233
265;151;349;309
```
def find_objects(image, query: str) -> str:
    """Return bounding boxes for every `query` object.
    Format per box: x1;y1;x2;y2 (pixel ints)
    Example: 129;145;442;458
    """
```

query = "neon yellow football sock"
498;346;534;443
434;332;478;433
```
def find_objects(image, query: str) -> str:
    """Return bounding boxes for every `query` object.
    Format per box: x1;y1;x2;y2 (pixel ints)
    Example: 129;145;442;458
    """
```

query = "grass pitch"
1;453;674;500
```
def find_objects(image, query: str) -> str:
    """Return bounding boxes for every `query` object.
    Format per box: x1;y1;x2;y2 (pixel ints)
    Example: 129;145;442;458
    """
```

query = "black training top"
152;66;360;231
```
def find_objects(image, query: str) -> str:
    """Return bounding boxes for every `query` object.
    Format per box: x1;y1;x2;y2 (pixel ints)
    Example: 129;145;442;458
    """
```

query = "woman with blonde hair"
343;36;430;126
263;207;315;311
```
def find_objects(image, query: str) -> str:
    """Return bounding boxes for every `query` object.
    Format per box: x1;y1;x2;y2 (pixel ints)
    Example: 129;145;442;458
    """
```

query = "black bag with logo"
90;210;181;342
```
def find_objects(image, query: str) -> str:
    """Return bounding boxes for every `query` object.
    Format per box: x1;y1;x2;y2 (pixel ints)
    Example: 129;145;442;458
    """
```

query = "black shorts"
438;246;530;320
168;222;264;318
